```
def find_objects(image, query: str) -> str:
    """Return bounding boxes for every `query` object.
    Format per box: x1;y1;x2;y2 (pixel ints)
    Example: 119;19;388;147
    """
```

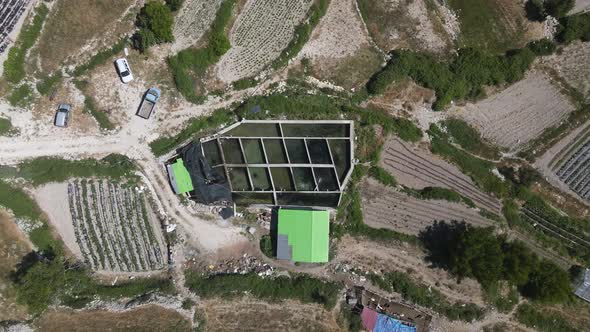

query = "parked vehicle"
137;87;161;119
54;104;71;127
115;58;133;83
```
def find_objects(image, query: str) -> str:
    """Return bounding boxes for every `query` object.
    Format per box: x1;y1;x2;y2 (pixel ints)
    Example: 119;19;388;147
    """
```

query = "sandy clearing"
459;71;576;152
361;178;495;236
171;0;223;53
380;136;502;213
32;182;83;258
541;40;590;101
216;0;313;83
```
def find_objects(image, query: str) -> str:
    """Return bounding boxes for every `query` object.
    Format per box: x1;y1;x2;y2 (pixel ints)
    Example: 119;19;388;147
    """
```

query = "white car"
115;58;133;83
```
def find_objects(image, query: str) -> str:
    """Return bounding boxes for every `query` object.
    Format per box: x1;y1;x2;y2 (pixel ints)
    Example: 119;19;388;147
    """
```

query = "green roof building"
166;158;194;195
276;209;329;263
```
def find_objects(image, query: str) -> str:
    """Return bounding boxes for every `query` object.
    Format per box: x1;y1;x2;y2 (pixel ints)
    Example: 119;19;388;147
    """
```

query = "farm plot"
380;137;501;213
542;41;590;101
553;138;590;201
171;0;223;52
67;179;166;272
361;178;494;236
298;0;382;89
203;298;340;332
460;71;576;152
357;0;457;54
216;0;313;83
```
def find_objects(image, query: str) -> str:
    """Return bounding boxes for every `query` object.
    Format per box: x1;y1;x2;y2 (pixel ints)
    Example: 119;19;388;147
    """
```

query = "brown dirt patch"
542;41;590;102
459;71;576;152
367;79;436;114
35;0;137;74
361;177;495;236
0;209;32;321
36;305;191;332
202;297;340;332
380;136;502;213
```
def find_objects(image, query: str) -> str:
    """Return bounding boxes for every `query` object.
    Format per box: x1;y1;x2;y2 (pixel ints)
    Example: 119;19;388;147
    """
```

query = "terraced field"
361;178;494;235
216;0;313;82
67;179;166;272
542;41;590;101
172;0;223;52
380;137;502;213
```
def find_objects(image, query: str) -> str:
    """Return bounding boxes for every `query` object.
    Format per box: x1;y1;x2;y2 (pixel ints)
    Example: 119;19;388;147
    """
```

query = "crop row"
67;179;165;272
556;141;590;199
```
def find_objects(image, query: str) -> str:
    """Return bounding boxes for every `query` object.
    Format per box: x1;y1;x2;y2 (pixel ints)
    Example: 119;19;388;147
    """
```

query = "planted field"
542;41;590;101
380;137;501;213
172;0;223;52
460;71;576;152
67;179;166;272
299;0;382;89
216;0;313;82
553;134;590;201
361;178;494;236
357;0;457;54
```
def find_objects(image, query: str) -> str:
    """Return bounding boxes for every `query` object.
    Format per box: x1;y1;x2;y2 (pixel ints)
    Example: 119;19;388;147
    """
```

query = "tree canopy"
134;1;174;52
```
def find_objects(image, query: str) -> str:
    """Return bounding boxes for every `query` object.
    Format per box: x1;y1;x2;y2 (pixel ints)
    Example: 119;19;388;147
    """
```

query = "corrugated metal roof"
277;208;329;263
574;268;590;302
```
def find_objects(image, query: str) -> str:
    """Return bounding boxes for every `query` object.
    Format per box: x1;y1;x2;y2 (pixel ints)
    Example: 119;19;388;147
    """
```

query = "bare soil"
541;40;590;101
202;298;341;332
35;0;137;74
35;305;191;332
367;79;437;114
380;136;502;213
458;71;576;152
0;210;31;321
298;0;383;90
361;177;495;236
171;0;224;53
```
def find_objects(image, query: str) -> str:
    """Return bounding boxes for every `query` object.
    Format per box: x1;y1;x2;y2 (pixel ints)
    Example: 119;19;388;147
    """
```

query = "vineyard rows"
361;178;494;236
555;140;590;200
521;207;590;250
381;138;502;213
67;179;165;272
216;0;312;82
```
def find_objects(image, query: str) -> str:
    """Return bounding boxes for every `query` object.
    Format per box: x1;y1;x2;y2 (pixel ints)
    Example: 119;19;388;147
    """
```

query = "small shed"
166;158;194;195
276;208;329;263
574;268;590;303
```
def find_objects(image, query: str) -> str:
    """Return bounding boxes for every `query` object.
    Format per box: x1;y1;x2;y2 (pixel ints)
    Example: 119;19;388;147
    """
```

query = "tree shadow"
418;220;467;269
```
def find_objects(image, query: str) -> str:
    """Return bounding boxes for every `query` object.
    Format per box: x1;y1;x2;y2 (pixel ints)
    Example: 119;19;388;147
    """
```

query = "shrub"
165;0;184;11
515;304;577;332
545;0;575;18
134;1;174;51
0;117;14;135
527;38;557;55
523;260;572;303
133;28;157;53
36;72;62;96
7;84;34;107
259;234;273;258
558;12;590;43
72;38;128;77
369;166;397;187
443;118;500;159
405;186;476;208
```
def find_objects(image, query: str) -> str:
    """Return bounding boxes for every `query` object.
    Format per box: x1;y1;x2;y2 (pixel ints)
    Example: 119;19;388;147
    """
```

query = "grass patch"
484;282;519;313
232;76;258;90
403;186;476;208
16;154;137;186
259;234;273;258
185;272;341;309
442;118;501;160
0;117;15;136
368;271;485;321
515;304;577;332
7;84;34;107
271;0;329;69
168;0;235;102
83;96;115;131
3;4;49;83
36;72;63;96
368;166;397;187
71;38;128;77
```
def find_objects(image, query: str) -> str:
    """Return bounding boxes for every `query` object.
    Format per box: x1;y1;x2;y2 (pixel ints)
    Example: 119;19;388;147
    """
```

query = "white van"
115;58;133;83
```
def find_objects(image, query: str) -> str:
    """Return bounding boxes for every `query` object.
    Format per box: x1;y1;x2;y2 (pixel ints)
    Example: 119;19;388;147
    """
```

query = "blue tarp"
373;314;416;332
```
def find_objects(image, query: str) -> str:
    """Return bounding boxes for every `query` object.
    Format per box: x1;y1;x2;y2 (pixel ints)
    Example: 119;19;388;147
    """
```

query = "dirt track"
380;137;502;213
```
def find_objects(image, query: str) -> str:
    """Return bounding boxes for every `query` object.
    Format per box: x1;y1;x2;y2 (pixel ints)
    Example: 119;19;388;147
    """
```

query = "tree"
137;1;174;44
502;241;538;286
165;0;184;11
523;260;571;303
545;0;575;18
133;28;156;53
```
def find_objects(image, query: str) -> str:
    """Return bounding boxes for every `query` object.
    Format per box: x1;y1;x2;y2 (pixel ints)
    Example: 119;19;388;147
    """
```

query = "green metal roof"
171;159;194;194
277;209;329;263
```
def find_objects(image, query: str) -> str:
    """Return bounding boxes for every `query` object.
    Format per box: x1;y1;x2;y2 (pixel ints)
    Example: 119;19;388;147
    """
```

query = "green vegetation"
16;154;137;186
403;186;476;208
83;96;115;131
339;303;362;332
233;77;258;90
429;124;510;197
134;1;175;52
420;221;572;303
168;0;235;102
367;48;536;111
185;272;341;309
0;180;45;227
447;0;526;53
36;72;63;96
165;0;184;11
528;0;575;21
7;84;34;107
368;271;485;321
558;11;590;43
71;38;128;77
484;282;519;313
527;38;557;56
259;234;273;258
515;304;577;332
3;4;49;83
0;117;15;136
442;118;501;159
369;166;397;187
271;0;329;69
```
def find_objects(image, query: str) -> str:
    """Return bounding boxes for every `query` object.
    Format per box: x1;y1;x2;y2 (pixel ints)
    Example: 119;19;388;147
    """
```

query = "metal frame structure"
199;120;355;207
